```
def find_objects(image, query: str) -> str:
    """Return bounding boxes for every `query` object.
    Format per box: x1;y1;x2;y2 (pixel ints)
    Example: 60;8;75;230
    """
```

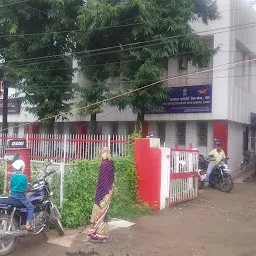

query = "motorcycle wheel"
52;218;64;236
220;175;234;193
0;214;17;256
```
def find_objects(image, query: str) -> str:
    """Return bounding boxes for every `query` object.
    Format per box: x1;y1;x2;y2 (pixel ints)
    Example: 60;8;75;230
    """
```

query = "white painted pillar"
160;147;171;210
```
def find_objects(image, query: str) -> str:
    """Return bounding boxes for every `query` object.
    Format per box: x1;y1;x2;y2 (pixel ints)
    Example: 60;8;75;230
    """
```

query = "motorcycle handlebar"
43;169;56;178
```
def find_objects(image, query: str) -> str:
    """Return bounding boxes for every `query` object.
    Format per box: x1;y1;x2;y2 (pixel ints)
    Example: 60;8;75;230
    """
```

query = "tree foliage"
77;0;219;131
0;0;83;130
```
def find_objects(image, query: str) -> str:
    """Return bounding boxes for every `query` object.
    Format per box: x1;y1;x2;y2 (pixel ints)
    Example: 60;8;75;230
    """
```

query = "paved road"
7;183;256;256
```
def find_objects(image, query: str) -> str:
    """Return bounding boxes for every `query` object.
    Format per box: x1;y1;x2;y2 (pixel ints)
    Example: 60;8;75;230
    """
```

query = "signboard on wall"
145;84;212;114
0;98;21;114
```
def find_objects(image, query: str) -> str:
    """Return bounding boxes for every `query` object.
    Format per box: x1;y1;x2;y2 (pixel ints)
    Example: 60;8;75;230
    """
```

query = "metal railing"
0;133;129;162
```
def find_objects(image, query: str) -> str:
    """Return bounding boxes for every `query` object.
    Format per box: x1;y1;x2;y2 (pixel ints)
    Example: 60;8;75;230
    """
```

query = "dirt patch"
73;184;256;256
8;184;256;256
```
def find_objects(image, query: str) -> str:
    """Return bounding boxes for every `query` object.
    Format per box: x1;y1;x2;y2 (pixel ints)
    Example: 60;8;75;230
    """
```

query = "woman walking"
88;147;115;242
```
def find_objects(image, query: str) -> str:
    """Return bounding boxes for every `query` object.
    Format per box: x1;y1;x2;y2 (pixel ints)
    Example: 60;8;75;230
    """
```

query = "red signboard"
5;140;31;195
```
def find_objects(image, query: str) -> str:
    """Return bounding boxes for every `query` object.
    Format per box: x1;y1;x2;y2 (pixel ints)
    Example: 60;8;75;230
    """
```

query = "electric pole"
2;78;8;134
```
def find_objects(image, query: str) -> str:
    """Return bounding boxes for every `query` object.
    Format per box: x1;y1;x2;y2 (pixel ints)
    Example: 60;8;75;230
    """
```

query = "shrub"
61;152;151;228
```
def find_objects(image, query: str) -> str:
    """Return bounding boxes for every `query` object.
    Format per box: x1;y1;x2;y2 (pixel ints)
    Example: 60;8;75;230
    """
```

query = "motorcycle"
240;155;250;172
197;155;233;192
0;162;64;256
209;159;233;193
198;154;208;189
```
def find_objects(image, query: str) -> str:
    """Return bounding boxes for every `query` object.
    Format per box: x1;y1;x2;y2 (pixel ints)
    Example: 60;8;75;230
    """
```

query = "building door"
243;127;249;153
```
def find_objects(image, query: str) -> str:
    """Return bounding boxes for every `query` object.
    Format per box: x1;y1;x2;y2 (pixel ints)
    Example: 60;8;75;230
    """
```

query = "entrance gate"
169;145;199;205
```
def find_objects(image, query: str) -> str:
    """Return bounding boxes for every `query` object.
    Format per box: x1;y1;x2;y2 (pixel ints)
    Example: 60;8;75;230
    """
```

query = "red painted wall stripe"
213;121;228;156
134;138;161;211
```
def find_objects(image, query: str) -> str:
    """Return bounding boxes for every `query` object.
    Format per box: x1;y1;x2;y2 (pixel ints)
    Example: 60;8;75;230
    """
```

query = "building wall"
227;121;244;170
227;0;256;124
152;121;215;155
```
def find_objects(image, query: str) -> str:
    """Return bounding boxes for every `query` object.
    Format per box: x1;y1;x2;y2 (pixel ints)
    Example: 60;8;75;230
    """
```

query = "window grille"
197;122;208;147
176;122;186;146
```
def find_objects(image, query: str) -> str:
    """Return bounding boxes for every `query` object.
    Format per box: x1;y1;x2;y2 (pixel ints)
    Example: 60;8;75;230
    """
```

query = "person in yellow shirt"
205;143;227;187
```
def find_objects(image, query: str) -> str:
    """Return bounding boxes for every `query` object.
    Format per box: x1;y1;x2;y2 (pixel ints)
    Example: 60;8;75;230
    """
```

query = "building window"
56;122;64;135
157;122;166;145
197;122;208;147
178;58;188;71
200;58;210;68
13;123;19;134
176;122;186;146
111;122;118;136
127;122;135;135
24;125;28;135
69;123;76;135
251;128;256;149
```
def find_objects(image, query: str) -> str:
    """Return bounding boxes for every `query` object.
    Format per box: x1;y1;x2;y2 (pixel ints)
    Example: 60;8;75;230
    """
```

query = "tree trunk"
47;117;55;134
89;113;97;135
2;79;8;135
46;117;55;158
136;113;145;135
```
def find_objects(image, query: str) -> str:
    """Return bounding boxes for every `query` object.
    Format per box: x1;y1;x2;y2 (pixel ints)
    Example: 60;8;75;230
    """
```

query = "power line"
5;46;256;72
0;5;254;38
18;3;48;15
2;56;256;133
0;0;29;8
4;20;256;65
22;73;256;87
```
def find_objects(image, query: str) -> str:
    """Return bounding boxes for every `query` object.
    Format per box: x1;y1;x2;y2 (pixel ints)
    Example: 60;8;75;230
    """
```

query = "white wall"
227;0;256;124
227;121;244;170
161;121;214;155
160;147;171;210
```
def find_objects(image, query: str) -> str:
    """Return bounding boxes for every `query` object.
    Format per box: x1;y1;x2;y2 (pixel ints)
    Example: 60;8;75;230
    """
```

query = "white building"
3;0;256;170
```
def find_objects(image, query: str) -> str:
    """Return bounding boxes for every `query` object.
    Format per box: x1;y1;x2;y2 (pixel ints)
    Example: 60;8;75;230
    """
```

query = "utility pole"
2;78;8;134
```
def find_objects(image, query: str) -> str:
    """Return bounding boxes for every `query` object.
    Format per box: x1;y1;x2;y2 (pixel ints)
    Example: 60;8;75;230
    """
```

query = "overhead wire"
2;56;256;133
0;0;29;8
18;3;48;15
0;5;255;38
1;3;256;132
3;20;256;66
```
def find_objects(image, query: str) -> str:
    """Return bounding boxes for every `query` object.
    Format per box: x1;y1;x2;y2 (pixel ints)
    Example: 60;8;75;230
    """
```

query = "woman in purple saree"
88;147;115;242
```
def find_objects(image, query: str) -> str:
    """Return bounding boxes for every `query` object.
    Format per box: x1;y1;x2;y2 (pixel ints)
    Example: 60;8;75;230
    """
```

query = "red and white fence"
0;133;129;162
134;139;199;212
169;146;199;205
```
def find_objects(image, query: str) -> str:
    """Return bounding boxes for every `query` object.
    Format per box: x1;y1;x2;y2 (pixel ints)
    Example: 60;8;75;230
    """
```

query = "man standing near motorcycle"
205;143;226;187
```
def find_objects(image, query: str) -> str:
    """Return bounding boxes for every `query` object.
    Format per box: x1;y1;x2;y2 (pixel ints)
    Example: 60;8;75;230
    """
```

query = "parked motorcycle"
198;154;208;189
0;163;64;256
240;155;250;172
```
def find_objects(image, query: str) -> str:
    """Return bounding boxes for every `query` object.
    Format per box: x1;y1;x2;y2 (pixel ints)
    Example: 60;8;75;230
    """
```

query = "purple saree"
88;158;114;241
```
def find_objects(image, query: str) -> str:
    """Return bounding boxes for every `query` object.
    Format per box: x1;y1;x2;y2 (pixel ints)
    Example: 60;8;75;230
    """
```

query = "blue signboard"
146;84;212;114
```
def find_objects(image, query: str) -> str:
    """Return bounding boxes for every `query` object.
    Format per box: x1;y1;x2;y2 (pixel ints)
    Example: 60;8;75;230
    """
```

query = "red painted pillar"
142;122;148;138
76;122;87;135
75;122;87;159
213;121;228;156
28;124;39;154
134;138;161;211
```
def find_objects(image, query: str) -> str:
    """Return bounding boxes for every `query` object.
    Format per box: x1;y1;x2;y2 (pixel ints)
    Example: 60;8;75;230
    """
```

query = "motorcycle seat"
0;197;24;209
7;197;27;208
0;197;9;207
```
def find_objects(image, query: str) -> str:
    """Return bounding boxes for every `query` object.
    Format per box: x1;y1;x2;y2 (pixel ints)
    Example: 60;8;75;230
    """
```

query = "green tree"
77;0;219;133
0;0;83;133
